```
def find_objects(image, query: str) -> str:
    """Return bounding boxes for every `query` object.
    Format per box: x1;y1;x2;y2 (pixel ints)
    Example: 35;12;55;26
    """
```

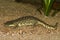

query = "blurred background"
15;0;60;10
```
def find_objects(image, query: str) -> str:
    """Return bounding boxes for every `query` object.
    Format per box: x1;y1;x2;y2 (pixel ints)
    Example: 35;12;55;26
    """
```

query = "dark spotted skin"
4;16;58;29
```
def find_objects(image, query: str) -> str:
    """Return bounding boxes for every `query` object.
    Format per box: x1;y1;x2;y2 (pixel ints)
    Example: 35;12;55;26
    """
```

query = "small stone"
19;30;23;34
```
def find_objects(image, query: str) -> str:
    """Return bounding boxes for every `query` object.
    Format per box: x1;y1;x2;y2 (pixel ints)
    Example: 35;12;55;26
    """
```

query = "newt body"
4;16;57;29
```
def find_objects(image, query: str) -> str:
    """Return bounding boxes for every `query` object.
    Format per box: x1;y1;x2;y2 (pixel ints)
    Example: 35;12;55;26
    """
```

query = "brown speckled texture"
0;0;60;40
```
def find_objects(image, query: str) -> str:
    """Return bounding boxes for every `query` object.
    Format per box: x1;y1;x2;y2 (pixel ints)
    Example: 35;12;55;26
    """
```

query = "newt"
4;16;58;29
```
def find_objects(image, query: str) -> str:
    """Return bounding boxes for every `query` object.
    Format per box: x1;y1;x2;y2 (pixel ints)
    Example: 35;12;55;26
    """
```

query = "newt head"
4;21;17;28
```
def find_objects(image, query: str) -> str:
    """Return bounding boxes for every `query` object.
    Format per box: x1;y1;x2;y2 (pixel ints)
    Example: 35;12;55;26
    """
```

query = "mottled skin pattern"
4;16;58;29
